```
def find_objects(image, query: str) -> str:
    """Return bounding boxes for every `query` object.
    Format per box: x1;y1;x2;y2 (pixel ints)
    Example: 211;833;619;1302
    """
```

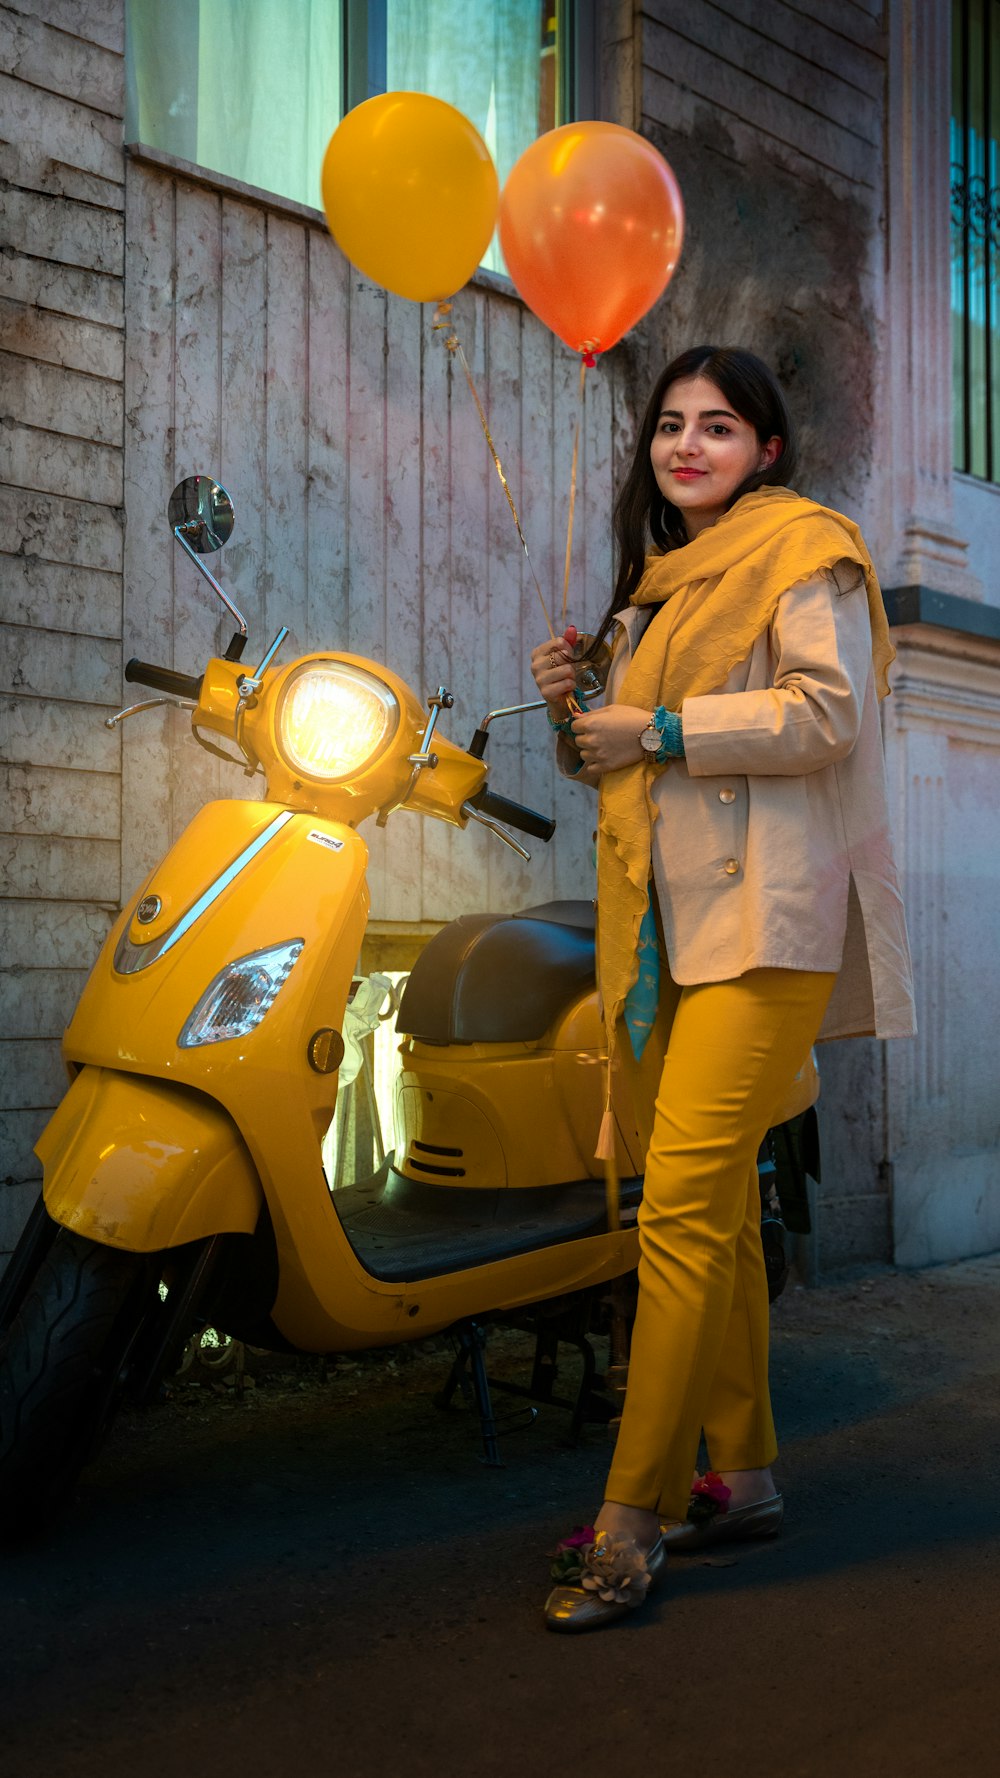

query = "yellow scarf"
593;484;894;1159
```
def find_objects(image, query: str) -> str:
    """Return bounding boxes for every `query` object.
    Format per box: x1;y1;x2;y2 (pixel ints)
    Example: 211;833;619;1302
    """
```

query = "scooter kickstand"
435;1321;504;1468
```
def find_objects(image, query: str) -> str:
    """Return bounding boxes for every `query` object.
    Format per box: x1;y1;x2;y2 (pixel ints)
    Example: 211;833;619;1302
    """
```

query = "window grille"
951;0;1000;480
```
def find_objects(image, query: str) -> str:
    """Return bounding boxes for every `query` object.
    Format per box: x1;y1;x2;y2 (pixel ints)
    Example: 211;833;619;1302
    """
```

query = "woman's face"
649;374;781;538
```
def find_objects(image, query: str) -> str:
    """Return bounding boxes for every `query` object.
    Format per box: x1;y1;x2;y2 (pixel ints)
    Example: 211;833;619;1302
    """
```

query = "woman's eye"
708;424;731;436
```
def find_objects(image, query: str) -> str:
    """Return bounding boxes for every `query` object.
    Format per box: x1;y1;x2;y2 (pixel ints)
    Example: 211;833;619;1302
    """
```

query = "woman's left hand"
571;704;651;774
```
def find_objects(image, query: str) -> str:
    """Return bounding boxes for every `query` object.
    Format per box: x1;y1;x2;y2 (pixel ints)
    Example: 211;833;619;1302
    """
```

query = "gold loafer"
544;1531;666;1633
660;1492;784;1553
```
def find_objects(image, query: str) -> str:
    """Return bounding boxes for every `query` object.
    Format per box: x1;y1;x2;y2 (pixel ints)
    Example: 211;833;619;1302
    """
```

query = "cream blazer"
560;561;915;1042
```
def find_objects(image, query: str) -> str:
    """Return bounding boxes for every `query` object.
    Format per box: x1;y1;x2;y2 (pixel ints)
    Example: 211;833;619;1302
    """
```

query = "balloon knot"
582;351;598;368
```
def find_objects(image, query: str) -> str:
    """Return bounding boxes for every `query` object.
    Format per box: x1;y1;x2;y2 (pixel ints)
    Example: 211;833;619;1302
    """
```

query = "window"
125;1;587;275
951;0;1000;479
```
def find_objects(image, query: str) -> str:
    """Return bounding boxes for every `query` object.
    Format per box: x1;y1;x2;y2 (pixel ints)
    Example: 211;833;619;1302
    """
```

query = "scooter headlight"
276;662;399;783
179;940;303;1047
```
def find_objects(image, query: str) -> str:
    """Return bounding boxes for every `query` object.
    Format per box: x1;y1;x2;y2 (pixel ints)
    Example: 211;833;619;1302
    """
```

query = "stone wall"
0;0;126;1258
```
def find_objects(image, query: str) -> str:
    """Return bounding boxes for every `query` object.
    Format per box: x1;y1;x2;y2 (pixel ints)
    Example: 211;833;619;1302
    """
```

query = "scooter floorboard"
330;1162;643;1283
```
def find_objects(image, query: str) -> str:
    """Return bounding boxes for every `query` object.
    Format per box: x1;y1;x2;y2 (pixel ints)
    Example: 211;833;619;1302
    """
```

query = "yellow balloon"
321;93;499;302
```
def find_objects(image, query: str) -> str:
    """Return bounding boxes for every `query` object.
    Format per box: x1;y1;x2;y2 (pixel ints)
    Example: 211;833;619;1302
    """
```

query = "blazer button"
719;788;736;803
724;858;740;875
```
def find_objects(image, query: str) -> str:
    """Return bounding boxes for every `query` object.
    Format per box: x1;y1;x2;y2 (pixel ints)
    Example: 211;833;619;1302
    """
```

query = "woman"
530;345;914;1633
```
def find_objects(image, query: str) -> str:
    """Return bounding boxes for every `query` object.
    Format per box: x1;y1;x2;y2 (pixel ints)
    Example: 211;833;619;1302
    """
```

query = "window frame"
951;0;1000;482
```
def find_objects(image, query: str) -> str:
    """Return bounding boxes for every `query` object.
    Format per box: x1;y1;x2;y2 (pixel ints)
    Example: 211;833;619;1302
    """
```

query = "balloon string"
561;355;587;629
433;302;558;644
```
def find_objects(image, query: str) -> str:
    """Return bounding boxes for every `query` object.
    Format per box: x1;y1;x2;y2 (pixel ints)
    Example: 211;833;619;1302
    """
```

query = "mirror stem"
173;527;248;638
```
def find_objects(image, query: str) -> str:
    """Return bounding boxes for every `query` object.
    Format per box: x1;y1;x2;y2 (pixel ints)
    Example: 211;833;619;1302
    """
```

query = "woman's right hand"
530;632;577;715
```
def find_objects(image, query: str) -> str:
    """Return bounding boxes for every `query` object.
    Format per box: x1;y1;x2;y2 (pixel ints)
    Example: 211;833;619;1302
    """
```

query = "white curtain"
126;0;343;211
387;0;542;193
388;0;543;273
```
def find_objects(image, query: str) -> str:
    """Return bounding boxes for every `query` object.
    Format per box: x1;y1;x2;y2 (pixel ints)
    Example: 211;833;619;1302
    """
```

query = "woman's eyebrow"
659;407;740;421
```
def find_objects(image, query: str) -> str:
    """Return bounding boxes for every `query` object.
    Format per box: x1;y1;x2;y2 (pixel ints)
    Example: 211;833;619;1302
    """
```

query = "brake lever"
105;696;196;729
461;800;531;862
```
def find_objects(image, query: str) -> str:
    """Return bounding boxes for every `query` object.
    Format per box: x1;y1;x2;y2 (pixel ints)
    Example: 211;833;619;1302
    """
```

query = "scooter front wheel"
0;1229;154;1538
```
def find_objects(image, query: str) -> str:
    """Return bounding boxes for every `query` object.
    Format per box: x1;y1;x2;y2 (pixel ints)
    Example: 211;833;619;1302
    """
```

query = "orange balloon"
498;123;684;356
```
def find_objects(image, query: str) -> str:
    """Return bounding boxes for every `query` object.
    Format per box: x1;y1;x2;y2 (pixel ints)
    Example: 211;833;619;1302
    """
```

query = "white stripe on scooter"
115;809;295;973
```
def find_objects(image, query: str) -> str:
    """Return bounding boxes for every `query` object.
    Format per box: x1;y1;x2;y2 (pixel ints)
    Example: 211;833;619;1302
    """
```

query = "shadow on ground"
2;1257;999;1778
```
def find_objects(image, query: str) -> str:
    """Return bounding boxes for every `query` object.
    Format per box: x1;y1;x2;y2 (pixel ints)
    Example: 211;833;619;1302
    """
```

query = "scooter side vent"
405;1140;466;1178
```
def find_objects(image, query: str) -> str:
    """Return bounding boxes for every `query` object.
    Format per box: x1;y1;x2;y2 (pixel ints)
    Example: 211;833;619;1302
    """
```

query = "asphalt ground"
1;1254;998;1778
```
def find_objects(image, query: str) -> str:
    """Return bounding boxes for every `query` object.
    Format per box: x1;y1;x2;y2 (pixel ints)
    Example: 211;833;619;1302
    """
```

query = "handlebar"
125;658;203;701
467;786;555;842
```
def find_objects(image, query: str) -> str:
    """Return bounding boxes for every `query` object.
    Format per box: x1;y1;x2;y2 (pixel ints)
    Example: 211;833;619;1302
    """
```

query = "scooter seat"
513;898;595;932
396;904;597;1044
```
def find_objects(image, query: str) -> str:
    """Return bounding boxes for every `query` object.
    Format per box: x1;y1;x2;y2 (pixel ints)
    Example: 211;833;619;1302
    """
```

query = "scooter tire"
0;1229;151;1540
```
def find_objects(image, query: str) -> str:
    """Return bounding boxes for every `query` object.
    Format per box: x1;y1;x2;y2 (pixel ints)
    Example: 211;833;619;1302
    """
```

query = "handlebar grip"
125;658;204;701
469;786;556;842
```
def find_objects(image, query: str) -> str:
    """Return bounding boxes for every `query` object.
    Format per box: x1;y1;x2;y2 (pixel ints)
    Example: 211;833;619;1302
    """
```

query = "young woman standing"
530;346;914;1633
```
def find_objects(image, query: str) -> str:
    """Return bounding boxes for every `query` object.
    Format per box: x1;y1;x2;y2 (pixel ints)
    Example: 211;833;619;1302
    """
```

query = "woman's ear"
759;434;782;470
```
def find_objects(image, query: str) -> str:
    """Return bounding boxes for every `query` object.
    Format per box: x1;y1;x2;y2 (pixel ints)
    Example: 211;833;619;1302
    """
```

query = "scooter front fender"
37;1065;262;1253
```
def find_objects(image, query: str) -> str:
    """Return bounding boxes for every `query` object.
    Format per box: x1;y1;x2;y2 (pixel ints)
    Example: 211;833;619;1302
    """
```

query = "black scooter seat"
396;901;596;1045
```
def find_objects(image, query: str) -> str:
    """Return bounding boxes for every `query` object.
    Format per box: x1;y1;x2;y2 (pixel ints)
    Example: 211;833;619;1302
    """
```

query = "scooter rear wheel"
0;1229;153;1538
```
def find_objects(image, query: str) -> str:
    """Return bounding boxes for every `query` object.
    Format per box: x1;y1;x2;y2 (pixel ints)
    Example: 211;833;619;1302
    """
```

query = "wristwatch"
638;711;663;754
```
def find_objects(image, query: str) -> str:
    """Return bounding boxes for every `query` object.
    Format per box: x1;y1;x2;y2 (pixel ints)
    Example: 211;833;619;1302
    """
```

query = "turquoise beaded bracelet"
546;708;578;739
652;706;685;761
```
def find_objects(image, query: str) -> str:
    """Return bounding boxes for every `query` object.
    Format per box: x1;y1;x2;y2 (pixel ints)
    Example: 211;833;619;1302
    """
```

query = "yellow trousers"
606;965;836;1523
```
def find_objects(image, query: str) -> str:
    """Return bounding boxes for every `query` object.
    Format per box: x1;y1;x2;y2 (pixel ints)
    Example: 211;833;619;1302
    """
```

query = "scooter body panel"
394;993;643;1191
36;786;816;1356
43;801;366;1278
41;796;639;1350
38;1066;261;1251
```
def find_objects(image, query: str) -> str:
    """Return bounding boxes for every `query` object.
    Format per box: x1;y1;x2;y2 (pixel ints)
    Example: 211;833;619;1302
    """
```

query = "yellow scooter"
0;477;820;1528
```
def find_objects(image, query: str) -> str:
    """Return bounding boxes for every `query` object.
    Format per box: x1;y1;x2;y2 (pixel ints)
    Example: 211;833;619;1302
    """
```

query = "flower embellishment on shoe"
549;1524;595;1584
578;1531;655;1607
686;1471;732;1525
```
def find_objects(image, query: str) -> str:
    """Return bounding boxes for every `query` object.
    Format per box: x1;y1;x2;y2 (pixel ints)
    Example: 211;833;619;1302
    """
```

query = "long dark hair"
593;346;797;648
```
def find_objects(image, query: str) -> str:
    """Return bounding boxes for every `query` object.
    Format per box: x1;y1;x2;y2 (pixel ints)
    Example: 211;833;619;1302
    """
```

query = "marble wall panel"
883;634;1000;1265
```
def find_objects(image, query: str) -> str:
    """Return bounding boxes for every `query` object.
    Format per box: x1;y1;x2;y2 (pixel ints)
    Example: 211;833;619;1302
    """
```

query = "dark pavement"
1;1255;998;1778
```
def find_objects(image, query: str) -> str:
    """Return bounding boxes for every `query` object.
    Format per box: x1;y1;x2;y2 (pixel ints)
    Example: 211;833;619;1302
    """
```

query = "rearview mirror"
167;476;235;553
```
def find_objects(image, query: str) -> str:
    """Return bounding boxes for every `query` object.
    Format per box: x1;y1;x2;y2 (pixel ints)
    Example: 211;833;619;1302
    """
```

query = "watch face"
639;727;661;753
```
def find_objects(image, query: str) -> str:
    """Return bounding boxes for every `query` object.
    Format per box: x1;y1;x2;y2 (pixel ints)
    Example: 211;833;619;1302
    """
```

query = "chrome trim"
114;809;295;975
